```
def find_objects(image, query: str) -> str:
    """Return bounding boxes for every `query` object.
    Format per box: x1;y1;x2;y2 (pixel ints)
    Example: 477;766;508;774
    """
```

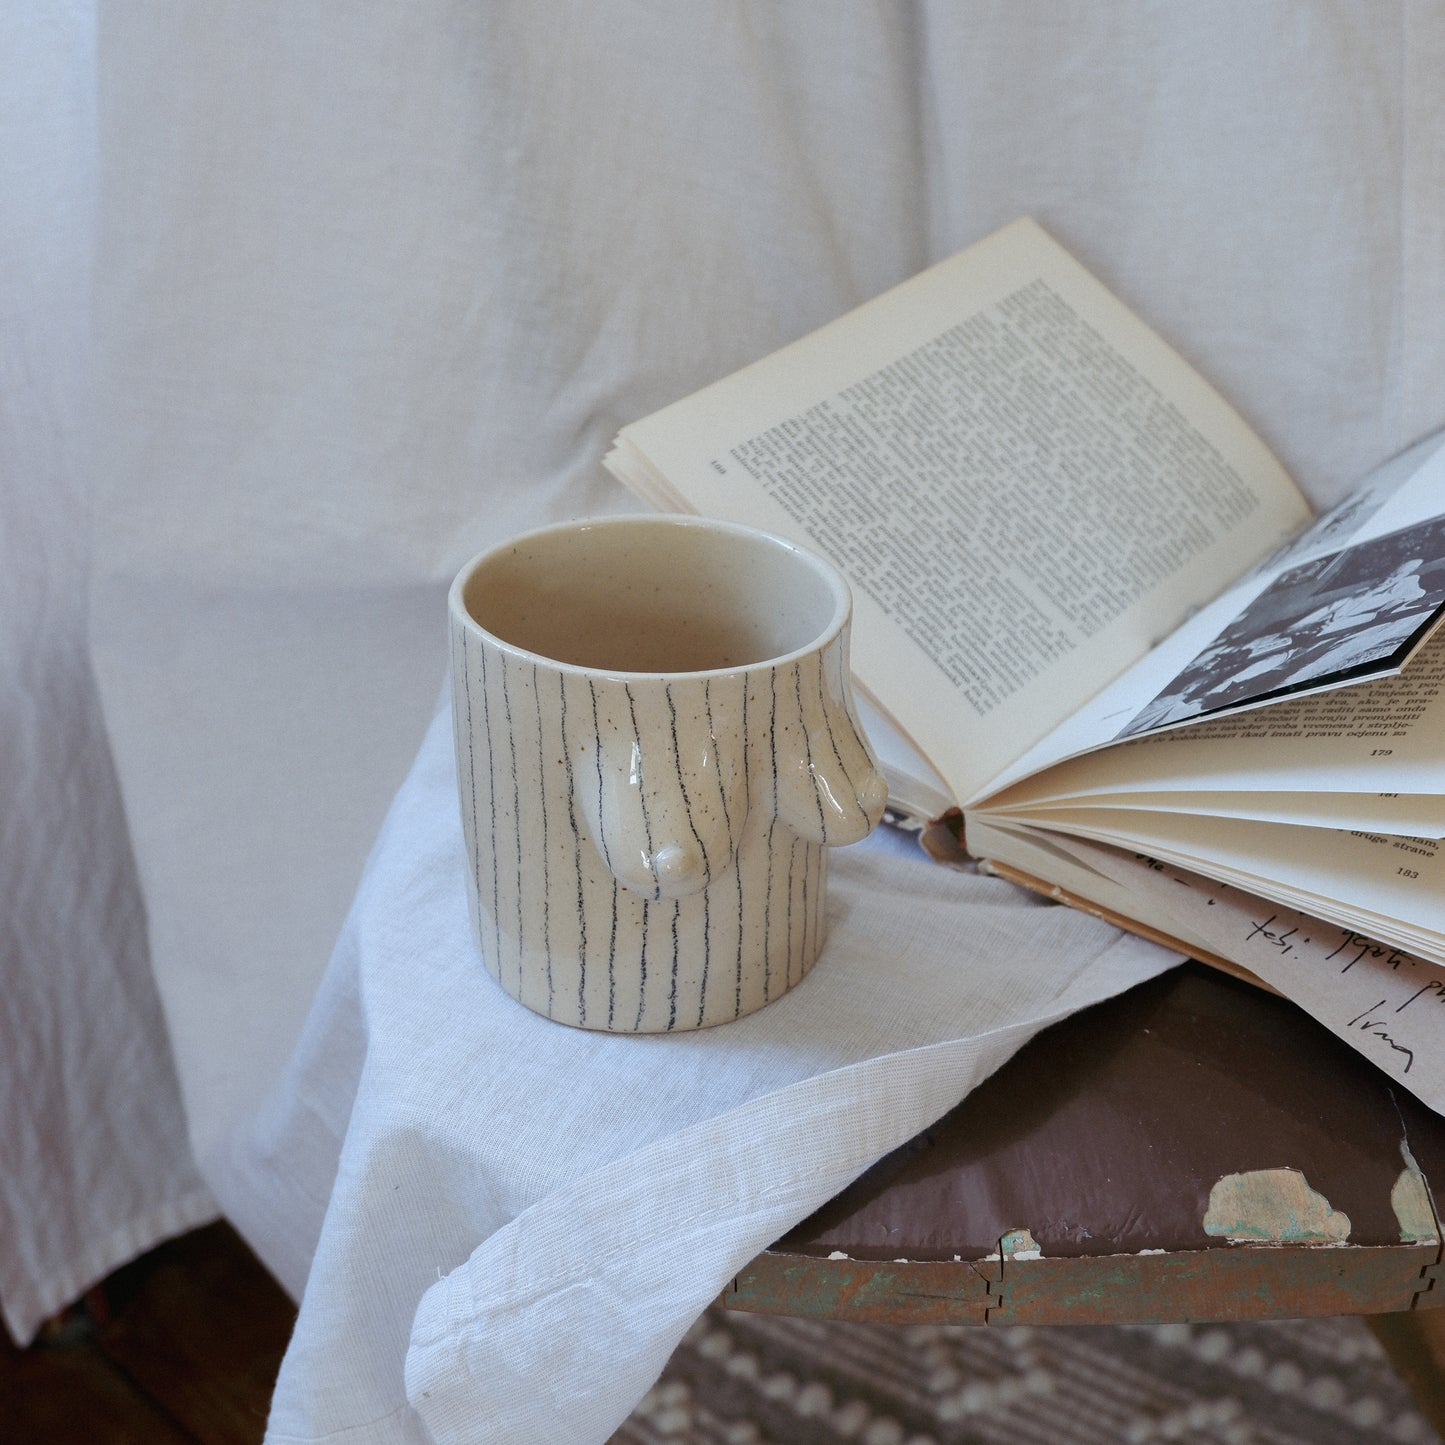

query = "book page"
983;432;1445;797
985;622;1445;806
1005;788;1445;839
1109;514;1445;739
1018;805;1445;963
607;219;1309;805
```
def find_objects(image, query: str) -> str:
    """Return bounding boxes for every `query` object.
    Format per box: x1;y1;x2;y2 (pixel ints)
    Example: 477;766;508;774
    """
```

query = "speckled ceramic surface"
448;516;886;1031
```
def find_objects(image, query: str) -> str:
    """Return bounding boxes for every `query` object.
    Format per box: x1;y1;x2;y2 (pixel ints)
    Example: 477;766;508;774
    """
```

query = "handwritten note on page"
1040;832;1445;1113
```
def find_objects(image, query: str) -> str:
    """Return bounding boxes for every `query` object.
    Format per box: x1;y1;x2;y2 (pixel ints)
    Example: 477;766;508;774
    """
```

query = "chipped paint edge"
1203;1167;1351;1246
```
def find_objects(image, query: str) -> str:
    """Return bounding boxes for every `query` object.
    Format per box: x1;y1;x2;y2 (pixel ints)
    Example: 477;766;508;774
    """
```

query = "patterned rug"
615;1306;1438;1444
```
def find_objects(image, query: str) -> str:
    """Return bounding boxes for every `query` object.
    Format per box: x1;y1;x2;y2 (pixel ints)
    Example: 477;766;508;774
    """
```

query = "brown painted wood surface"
727;963;1445;1327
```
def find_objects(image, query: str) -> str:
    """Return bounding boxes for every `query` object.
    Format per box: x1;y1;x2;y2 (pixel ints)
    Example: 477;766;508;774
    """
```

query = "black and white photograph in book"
1118;513;1445;738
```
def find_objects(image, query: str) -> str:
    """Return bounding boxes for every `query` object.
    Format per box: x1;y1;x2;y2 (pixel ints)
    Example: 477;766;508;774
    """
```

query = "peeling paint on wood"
1392;1166;1438;1244
1202;1168;1351;1244
999;1228;1042;1260
724;1239;1437;1325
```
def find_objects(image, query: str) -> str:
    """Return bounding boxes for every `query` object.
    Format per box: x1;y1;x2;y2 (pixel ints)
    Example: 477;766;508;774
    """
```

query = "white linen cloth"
0;1;210;1344
0;0;1439;1434
258;702;1173;1444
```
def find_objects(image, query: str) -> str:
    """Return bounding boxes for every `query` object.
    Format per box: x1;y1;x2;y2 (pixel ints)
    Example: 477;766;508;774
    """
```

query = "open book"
605;219;1445;1101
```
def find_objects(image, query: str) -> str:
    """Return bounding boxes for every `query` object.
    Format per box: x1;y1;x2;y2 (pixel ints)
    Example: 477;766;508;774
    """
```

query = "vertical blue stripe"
795;662;826;838
477;639;502;969
634;900;650;1030
586;680;619;1027
624;683;658;899
532;665;553;1014
735;675;749;1018
762;668;779;1002
559;672;587;1026
499;653;524;998
667;899;681;1031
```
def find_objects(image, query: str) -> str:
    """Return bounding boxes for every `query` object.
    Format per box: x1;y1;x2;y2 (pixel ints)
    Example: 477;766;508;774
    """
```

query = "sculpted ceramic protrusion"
450;515;885;1031
771;648;889;847
577;681;748;902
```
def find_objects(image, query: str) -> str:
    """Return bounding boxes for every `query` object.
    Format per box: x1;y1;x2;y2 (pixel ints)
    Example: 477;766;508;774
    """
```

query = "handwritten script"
1038;834;1445;1113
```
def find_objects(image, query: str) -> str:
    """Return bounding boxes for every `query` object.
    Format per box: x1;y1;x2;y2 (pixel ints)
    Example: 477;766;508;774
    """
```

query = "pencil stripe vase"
448;515;887;1031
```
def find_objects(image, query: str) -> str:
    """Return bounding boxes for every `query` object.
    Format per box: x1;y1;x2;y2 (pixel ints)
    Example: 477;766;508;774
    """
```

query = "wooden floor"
3;1223;296;1444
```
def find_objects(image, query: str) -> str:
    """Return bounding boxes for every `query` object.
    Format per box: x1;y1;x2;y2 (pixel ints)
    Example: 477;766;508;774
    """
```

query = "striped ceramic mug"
448;515;887;1031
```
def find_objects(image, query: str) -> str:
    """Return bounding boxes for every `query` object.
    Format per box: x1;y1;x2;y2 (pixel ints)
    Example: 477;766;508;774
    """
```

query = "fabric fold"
263;702;1173;1443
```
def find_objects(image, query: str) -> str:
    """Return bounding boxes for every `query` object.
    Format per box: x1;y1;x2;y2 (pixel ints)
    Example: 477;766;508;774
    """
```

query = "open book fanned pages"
605;218;1445;1109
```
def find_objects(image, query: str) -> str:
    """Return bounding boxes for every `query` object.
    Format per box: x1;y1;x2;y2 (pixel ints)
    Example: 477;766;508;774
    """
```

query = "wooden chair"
724;963;1445;1434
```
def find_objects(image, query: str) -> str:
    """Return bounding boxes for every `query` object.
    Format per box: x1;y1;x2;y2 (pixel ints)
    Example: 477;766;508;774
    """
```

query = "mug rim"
448;513;853;680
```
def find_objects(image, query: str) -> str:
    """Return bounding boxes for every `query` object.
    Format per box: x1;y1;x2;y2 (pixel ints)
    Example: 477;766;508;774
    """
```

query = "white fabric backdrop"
0;1;210;1344
2;0;1441;1436
87;0;1445;1168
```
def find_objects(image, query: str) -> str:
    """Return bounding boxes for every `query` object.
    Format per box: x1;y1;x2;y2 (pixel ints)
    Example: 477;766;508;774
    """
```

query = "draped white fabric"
3;0;1442;1437
0;1;211;1344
